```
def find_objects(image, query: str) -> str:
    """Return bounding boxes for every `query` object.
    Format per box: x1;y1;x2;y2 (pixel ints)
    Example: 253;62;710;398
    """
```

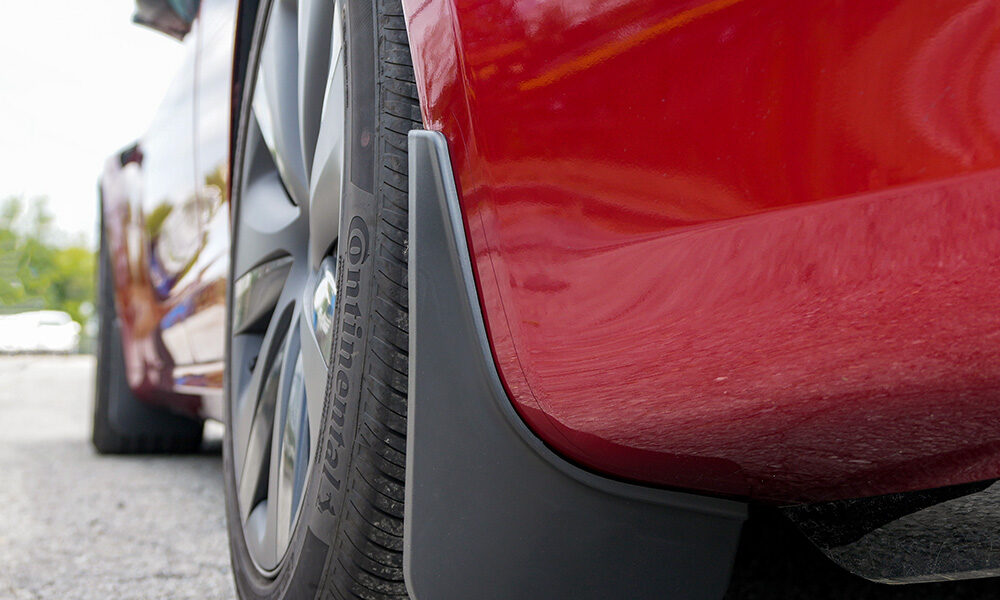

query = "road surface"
0;355;234;599
3;354;1000;599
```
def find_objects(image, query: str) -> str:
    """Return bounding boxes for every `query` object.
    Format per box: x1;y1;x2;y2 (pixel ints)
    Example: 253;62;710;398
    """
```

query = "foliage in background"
0;196;96;325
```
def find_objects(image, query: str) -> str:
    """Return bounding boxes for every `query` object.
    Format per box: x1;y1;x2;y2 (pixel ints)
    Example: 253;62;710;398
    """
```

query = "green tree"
0;196;95;325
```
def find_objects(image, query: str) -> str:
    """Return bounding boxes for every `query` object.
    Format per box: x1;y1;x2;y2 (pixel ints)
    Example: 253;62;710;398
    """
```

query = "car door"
175;0;237;380
136;20;200;369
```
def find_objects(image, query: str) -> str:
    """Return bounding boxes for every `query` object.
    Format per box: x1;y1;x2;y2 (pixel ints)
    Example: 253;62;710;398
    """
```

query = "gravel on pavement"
0;355;234;600
4;354;1000;600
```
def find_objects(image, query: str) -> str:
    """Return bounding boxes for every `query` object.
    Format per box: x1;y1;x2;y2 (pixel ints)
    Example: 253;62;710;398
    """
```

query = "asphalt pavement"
3;354;1000;599
0;355;234;599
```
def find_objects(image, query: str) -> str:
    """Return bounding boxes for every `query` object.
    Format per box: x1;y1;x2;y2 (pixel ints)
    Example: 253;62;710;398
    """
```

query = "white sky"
0;1;187;248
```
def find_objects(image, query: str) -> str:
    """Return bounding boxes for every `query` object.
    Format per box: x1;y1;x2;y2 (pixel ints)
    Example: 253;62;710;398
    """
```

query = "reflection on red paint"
404;0;1000;502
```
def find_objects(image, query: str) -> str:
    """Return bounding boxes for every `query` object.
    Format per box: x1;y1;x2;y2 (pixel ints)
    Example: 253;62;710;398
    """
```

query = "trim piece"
404;130;747;599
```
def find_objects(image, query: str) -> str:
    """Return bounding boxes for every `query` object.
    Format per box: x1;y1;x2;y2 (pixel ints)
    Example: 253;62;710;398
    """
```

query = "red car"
95;0;1000;597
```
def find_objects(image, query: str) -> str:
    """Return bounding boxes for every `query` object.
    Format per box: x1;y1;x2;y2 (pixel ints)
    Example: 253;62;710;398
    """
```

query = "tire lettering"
318;215;370;516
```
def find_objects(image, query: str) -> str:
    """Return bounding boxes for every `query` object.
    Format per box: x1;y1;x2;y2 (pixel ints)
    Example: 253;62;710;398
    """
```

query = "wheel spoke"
298;289;330;465
232;256;293;334
260;479;281;570
233;124;307;279
255;0;309;206
235;334;284;522
308;44;346;268
232;284;297;479
245;501;274;571
232;286;297;573
268;316;299;556
272;328;309;554
297;0;336;179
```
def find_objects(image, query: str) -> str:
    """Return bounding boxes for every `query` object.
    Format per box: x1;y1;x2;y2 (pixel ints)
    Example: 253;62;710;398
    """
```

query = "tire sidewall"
224;1;381;597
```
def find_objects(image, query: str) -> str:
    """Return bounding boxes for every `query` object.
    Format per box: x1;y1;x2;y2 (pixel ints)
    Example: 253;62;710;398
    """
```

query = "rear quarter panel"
402;0;1000;502
100;18;207;416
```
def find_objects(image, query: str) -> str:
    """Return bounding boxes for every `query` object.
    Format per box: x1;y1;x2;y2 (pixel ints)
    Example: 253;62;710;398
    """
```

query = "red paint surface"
403;0;1000;502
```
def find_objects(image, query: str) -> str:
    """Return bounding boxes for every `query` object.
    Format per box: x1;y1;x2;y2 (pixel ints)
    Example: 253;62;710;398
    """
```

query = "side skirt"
784;479;1000;584
404;130;747;600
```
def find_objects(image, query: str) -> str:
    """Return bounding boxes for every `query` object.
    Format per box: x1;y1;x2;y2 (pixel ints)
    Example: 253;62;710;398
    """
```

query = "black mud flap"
404;130;747;600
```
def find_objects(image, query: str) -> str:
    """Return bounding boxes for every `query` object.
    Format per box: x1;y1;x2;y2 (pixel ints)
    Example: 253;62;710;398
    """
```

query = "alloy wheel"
228;0;345;575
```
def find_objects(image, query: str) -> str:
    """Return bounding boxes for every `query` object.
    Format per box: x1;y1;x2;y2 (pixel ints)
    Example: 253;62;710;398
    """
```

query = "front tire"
224;0;420;597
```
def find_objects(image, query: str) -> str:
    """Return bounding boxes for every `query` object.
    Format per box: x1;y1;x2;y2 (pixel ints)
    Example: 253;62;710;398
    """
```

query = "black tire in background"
223;0;420;597
92;203;204;455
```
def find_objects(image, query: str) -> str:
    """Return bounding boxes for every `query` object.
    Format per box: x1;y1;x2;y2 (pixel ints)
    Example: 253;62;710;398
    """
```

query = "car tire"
223;0;420;597
92;204;204;455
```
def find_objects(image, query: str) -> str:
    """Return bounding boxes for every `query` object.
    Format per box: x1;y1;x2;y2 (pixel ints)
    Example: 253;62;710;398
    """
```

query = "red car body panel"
102;0;1000;504
402;0;1000;502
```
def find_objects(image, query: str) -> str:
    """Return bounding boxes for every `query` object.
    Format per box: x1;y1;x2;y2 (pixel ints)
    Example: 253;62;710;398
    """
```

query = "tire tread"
320;0;419;597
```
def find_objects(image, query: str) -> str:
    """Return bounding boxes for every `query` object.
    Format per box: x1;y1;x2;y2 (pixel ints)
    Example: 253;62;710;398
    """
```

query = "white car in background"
0;311;81;354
